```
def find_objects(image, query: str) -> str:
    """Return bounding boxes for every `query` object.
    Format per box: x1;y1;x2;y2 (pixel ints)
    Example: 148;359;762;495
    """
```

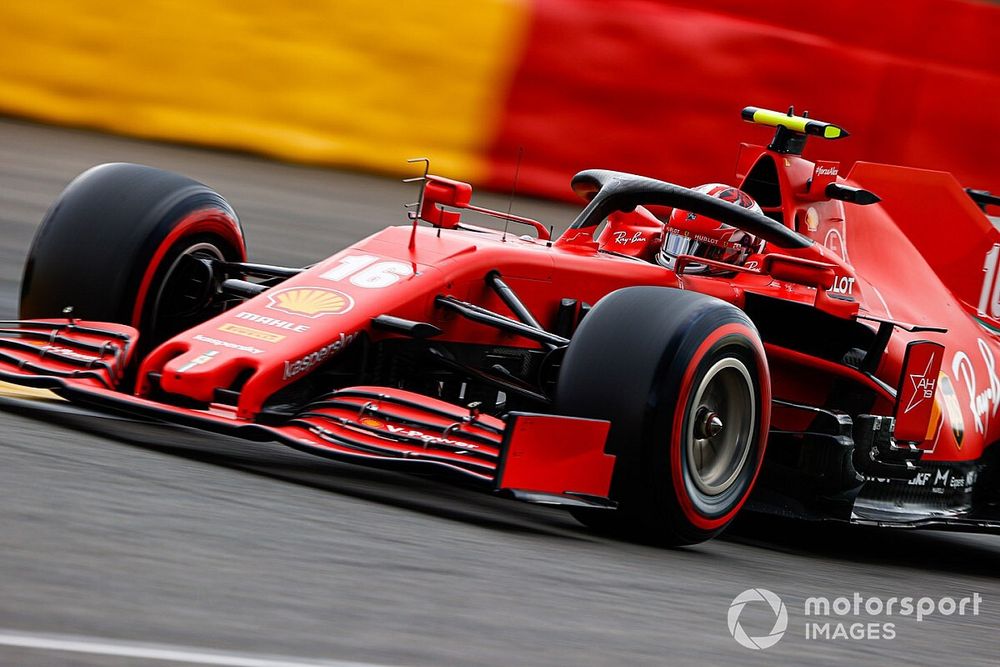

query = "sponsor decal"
319;254;415;288
978;244;1000;320
219;322;286;343
669;227;743;250
815;165;839;177
828;275;855;296
612;231;646;245
936;372;965;445
867;465;977;493
904;353;938;415
381;424;479;449
40;345;101;363
282;332;359;380
894;343;943;447
176;350;218;373
234;311;309;332
359;418;480;450
900;467;977;493
823;228;848;261
266;287;354;318
192;334;263;355
805;207;820;232
952;338;1000;435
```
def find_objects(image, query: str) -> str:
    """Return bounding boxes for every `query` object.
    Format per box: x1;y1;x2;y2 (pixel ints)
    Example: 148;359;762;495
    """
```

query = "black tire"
555;287;770;545
20;163;247;351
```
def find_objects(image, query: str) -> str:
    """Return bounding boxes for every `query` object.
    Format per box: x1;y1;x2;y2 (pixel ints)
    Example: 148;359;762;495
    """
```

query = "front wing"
0;319;616;510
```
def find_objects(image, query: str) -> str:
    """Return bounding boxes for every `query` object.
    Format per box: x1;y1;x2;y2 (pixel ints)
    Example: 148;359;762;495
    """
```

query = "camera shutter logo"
728;588;788;650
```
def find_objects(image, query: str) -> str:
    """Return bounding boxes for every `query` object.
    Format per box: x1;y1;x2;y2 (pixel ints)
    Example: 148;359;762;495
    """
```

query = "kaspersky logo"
282;332;359;380
266;287;354;318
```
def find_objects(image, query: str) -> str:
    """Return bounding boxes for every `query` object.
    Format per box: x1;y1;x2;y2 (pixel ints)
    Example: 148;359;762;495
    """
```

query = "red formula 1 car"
3;106;1000;545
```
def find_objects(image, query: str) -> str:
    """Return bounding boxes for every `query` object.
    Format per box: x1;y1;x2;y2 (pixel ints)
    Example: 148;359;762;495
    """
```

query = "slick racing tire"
20;163;246;351
555;287;770;545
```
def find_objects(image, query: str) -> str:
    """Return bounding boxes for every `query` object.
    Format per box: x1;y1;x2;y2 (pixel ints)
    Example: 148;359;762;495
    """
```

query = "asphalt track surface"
0;118;998;667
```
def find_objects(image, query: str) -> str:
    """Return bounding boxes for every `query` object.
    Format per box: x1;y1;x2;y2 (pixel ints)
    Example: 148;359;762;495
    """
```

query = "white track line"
0;629;401;667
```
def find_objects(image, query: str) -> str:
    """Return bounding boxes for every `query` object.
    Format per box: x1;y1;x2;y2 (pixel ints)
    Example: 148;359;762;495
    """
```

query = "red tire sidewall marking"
669;321;770;531
130;210;245;328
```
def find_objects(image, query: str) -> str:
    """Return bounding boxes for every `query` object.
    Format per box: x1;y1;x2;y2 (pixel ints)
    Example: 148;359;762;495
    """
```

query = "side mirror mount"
762;254;836;290
825;182;881;206
418;175;473;228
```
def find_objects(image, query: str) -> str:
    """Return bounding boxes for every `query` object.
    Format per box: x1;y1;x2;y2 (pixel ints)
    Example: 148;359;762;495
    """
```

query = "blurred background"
1;0;997;201
1;3;1000;666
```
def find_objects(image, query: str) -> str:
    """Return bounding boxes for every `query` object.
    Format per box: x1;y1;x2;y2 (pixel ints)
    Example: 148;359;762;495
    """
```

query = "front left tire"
20;162;247;351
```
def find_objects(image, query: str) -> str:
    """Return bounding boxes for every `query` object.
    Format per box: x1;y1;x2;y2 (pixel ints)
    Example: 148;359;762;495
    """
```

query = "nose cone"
159;345;260;403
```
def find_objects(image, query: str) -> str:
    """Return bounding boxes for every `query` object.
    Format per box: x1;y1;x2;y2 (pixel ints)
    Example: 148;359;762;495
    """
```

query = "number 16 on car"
320;254;414;289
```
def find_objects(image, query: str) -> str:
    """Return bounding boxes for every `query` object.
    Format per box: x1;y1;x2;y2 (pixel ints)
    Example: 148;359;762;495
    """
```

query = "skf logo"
266;287;354;318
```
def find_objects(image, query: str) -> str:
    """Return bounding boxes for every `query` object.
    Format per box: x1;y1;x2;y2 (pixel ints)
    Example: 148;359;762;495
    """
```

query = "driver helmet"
658;183;764;274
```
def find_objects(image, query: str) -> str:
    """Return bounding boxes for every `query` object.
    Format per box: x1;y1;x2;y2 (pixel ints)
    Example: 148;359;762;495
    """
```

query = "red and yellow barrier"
486;0;1000;197
0;0;996;199
0;0;529;179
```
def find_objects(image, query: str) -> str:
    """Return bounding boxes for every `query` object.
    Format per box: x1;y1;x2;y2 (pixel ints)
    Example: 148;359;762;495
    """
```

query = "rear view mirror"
762;254;836;290
418;175;473;228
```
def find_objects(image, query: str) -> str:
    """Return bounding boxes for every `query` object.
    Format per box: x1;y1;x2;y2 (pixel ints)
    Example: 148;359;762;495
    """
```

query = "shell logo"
266;287;354;318
805;207;820;232
359;417;385;428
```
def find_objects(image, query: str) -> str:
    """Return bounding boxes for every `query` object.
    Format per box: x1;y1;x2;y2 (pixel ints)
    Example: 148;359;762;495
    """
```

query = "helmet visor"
661;229;753;273
663;232;695;259
660;232;708;272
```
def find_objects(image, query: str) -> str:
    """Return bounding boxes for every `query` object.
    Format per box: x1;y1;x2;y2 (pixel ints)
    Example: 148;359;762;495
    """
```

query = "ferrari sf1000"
2;106;999;545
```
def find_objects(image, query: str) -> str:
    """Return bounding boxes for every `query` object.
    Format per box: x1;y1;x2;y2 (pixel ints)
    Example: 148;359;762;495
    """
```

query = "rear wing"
848;162;1000;327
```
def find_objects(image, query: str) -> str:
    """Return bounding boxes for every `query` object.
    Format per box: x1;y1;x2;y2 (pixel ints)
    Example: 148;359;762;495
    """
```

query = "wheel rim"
149;241;224;330
685;356;756;496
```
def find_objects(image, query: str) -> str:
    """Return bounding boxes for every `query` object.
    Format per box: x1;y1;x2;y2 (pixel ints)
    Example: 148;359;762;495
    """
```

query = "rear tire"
20;162;246;350
555;287;770;545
